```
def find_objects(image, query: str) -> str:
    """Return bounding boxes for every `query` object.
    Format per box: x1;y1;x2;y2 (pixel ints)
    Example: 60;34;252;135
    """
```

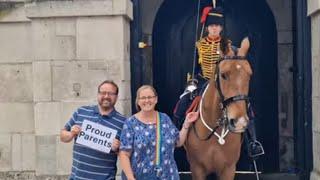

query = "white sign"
76;120;117;153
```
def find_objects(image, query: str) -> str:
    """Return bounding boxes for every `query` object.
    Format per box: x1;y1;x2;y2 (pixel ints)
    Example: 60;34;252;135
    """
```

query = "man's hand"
111;139;120;152
70;125;81;137
60;125;81;143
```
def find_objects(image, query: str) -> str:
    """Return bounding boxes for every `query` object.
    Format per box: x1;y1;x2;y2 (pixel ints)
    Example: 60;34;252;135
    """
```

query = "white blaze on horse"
185;37;252;180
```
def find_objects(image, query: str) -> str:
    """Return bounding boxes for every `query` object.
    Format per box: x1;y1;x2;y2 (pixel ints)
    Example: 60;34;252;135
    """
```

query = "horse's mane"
221;37;250;56
220;36;231;55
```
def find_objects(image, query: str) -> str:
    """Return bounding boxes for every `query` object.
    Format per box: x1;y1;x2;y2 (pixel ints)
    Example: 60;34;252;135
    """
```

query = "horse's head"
216;37;252;133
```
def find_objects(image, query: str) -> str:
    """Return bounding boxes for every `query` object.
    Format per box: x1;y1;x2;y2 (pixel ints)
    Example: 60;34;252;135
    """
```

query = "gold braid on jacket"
197;37;222;79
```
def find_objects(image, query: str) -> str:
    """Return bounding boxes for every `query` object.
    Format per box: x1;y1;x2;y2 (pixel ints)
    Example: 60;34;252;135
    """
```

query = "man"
60;80;126;180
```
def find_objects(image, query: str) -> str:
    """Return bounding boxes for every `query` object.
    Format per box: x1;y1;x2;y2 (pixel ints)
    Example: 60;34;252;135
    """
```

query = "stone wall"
0;0;132;178
308;0;320;179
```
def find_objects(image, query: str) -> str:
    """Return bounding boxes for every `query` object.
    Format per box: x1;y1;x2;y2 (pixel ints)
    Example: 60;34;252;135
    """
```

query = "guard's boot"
248;140;265;158
246;108;265;158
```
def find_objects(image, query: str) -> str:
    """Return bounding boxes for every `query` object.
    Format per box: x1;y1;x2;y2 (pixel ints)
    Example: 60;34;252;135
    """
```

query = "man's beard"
99;99;114;110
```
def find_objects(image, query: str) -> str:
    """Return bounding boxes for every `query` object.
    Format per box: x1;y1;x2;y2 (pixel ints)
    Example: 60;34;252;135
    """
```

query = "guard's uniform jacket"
196;36;222;79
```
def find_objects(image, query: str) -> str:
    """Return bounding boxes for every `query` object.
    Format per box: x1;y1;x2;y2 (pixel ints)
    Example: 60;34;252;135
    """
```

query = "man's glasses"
98;91;117;96
138;96;156;100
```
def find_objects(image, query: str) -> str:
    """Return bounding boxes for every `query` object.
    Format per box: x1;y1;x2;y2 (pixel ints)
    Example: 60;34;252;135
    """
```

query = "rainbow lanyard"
154;112;162;166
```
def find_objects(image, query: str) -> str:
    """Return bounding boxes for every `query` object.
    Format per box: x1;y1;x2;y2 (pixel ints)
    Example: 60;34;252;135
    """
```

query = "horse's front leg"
218;165;236;180
190;164;207;180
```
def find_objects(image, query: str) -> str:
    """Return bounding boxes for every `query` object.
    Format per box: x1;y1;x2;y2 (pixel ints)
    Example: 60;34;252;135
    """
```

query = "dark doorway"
153;0;278;173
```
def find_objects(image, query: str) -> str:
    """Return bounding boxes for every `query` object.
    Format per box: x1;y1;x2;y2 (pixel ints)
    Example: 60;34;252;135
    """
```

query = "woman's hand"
176;111;200;147
182;111;199;129
186;111;199;124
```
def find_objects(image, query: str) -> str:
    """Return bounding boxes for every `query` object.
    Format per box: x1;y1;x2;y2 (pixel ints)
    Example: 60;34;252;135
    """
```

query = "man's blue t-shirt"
65;105;126;180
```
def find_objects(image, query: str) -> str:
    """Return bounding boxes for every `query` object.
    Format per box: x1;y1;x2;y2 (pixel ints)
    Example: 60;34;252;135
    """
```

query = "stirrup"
248;140;265;158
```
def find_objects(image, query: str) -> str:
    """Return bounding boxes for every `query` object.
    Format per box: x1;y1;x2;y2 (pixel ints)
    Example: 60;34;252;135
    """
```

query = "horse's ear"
237;37;250;56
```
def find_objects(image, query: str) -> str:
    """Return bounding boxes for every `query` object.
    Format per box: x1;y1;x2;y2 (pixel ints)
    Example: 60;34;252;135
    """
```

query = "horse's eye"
221;73;228;80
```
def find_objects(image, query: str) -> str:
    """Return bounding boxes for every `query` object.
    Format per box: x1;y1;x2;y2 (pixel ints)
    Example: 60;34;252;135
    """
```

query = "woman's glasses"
138;96;156;100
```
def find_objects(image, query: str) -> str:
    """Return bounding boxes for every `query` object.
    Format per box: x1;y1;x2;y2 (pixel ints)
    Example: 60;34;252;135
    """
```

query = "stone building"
0;0;319;179
309;0;320;179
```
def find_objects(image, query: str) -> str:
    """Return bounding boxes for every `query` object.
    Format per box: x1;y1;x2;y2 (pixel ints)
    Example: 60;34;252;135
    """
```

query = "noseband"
194;56;250;144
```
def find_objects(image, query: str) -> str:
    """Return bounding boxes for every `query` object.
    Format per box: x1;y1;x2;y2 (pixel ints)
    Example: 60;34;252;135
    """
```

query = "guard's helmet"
201;6;224;26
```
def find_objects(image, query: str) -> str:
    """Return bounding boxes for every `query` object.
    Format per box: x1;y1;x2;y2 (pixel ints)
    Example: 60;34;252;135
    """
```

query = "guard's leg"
173;79;199;128
173;92;192;129
245;108;265;158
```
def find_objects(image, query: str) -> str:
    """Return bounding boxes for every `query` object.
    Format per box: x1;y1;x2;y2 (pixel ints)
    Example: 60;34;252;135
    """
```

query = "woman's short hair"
135;85;158;111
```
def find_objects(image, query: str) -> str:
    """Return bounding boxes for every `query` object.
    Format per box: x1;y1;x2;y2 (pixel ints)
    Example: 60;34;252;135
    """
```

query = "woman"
119;85;198;180
196;6;228;80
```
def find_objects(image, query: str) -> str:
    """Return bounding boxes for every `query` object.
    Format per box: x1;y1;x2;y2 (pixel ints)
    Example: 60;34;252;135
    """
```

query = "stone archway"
153;0;278;172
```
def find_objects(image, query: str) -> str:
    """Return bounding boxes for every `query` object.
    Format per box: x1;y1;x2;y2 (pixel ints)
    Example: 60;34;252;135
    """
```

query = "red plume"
200;6;213;24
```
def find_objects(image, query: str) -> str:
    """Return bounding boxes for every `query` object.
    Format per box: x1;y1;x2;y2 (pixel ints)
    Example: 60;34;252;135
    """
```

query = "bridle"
215;56;250;111
194;56;250;144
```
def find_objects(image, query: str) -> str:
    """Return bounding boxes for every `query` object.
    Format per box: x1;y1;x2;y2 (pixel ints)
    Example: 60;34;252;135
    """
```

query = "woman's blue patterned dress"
120;112;180;180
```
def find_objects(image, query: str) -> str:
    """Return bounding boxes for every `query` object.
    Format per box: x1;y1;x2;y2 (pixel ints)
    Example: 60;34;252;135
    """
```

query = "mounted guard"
172;4;264;160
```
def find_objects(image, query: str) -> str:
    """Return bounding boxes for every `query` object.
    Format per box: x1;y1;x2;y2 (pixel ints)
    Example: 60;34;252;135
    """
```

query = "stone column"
308;0;320;179
0;2;36;176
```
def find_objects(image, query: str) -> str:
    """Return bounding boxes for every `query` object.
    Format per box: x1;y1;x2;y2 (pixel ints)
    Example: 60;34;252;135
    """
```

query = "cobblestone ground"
0;172;68;180
0;172;122;180
0;172;303;180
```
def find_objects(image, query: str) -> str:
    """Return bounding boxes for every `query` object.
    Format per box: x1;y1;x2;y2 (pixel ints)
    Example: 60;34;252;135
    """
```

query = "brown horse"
185;38;252;180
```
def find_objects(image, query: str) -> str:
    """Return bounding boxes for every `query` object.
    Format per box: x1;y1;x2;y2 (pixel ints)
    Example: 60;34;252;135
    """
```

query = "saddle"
185;96;201;114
